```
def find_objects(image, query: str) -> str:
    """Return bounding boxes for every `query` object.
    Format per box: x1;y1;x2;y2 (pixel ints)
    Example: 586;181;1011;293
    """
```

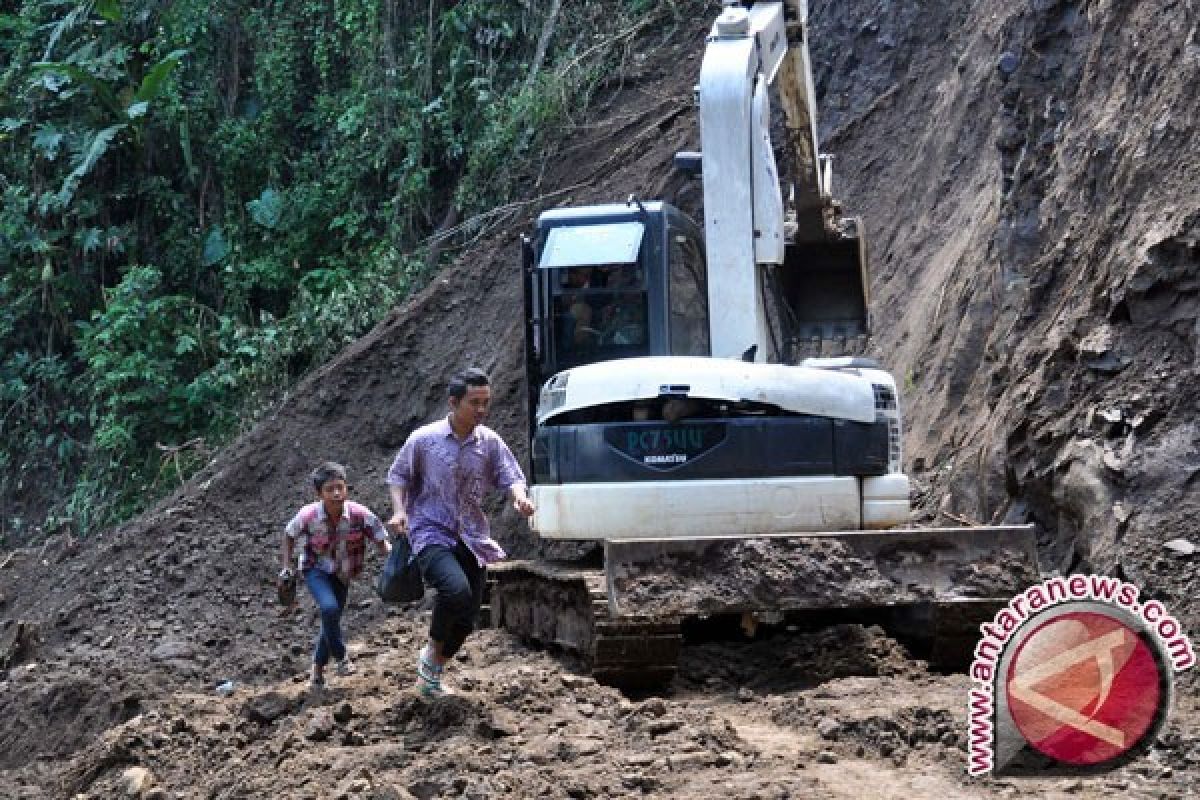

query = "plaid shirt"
386;417;526;566
285;500;387;581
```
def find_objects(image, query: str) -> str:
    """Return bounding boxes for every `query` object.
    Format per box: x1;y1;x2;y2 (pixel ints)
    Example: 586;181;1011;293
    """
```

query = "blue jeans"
416;540;486;659
304;568;348;667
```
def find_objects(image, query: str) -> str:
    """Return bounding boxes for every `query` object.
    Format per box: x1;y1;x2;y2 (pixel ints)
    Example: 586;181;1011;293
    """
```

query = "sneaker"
415;670;456;697
416;646;448;697
335;657;356;677
416;673;446;697
416;646;443;680
309;671;326;691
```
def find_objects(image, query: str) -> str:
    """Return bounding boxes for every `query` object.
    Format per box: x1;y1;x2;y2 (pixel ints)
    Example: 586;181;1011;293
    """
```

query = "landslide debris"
2;0;1200;797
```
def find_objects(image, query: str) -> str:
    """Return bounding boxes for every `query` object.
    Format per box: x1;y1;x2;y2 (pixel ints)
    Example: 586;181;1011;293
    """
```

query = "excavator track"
488;559;682;689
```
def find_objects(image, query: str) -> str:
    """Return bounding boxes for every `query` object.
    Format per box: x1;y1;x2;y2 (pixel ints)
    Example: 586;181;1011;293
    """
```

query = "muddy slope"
814;0;1199;623
1;0;1199;797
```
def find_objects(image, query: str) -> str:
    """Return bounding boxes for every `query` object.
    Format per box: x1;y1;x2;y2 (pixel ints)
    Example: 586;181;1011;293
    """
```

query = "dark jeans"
303;568;348;667
416;540;486;659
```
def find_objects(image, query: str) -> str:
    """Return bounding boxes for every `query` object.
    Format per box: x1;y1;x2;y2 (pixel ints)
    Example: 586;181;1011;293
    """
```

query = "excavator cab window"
529;203;702;380
550;263;649;367
668;232;709;356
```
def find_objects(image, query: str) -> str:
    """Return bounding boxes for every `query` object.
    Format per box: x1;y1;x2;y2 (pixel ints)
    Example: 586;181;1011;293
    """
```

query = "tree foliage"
0;0;696;540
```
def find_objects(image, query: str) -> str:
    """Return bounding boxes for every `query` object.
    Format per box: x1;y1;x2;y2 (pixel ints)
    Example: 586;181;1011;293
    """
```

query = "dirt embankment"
1;0;1199;797
816;0;1199;624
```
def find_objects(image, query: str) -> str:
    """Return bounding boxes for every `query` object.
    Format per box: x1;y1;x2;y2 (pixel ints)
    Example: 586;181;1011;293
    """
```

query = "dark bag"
376;536;424;603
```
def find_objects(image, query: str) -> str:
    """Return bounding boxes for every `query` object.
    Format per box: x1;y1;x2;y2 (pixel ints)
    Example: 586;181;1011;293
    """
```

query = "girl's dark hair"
311;461;347;491
448;367;489;400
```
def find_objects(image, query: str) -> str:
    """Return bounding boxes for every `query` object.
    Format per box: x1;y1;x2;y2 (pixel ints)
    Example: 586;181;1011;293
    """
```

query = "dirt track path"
699;677;1180;800
2;590;1198;798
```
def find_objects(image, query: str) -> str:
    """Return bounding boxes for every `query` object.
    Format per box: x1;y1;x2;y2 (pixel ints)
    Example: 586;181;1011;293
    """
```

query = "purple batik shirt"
386;416;527;565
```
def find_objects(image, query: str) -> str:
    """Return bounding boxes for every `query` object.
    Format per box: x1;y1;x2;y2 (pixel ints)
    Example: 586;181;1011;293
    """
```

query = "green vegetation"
0;0;699;539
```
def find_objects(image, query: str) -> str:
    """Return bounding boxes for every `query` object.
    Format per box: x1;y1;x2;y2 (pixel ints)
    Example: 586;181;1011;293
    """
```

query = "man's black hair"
448;367;490;400
311;461;347;492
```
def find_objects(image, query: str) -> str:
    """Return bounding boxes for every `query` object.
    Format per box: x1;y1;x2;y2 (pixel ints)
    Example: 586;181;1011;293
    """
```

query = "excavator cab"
522;201;708;404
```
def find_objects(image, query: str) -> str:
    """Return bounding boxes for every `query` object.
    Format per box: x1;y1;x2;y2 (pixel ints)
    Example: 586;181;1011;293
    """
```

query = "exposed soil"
2;0;1199;797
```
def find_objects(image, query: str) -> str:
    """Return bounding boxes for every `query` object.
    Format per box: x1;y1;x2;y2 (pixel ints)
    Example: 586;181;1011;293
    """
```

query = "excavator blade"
604;525;1039;619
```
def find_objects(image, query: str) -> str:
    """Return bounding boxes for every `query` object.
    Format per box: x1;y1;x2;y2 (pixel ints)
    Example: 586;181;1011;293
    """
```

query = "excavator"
490;0;1040;687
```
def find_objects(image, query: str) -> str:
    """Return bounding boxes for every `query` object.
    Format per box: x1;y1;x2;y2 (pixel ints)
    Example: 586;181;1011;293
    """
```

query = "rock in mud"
667;751;711;771
0;620;37;670
305;709;335;741
408;778;446;800
121;766;156;797
647;717;682;736
150;640;196;661
477;709;520;738
241;691;293;725
1164;538;1197;556
639;697;668;717
373;786;418;800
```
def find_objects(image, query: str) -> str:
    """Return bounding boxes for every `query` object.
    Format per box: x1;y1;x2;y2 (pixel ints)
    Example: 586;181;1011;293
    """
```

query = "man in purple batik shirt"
386;367;535;696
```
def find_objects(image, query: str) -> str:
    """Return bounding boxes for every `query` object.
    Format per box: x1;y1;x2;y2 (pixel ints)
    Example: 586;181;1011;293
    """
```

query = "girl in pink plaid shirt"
282;462;390;689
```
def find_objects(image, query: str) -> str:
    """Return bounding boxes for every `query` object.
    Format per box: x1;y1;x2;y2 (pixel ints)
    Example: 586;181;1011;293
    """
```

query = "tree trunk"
523;0;563;92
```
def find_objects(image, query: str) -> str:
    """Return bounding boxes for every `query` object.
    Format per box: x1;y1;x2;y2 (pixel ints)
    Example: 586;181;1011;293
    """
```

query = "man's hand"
386;510;409;536
512;492;535;518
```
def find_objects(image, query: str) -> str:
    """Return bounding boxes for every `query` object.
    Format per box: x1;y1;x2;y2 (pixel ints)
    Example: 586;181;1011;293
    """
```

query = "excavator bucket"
776;217;871;343
604;525;1040;663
